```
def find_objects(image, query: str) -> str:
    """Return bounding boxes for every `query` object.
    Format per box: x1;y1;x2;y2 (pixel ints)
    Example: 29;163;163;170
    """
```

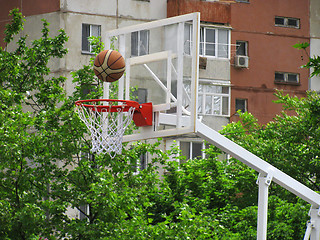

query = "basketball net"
75;100;135;158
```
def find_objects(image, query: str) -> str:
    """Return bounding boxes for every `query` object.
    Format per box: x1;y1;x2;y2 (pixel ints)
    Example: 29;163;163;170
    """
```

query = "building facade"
168;0;313;125
1;1;319;154
1;0;318;220
1;0;316;125
230;0;310;124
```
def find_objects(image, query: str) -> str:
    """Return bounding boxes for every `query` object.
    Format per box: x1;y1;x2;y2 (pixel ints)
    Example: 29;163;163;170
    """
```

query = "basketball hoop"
75;99;152;158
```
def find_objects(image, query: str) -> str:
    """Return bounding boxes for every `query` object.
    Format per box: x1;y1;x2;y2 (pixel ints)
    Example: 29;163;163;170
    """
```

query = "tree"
0;9;317;240
294;42;320;78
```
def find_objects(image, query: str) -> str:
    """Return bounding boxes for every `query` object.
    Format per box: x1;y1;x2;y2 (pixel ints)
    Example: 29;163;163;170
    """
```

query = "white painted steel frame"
105;13;200;142
104;12;320;240
196;120;320;240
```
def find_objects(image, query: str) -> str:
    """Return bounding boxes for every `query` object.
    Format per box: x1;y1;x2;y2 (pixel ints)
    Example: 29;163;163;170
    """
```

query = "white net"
75;101;135;158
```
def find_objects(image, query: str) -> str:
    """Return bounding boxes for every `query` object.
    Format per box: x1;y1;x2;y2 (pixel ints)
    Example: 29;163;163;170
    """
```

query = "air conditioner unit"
234;55;249;68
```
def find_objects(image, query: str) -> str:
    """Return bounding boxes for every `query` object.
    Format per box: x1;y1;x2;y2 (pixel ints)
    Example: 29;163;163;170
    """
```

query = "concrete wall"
62;0;166;21
4;0;167;95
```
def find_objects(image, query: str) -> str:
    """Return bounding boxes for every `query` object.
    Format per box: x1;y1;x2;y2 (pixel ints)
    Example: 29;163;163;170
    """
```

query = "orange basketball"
93;50;125;82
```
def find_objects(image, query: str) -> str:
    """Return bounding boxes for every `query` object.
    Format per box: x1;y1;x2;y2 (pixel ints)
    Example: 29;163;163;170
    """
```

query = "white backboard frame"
104;12;200;142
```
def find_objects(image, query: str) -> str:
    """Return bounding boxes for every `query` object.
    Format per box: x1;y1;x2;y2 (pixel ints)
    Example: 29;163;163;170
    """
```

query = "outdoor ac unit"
235;55;249;68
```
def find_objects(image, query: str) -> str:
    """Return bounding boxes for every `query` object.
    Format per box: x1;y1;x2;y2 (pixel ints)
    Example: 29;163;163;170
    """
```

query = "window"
275;72;299;85
195;83;230;116
132;88;148;104
79;205;89;220
201;27;229;58
180;141;205;163
235;98;247;114
275;16;300;28
82;24;101;53
80;83;98;98
78;151;95;220
185;25;230;58
131;30;149;56
132;153;148;174
236;41;248;56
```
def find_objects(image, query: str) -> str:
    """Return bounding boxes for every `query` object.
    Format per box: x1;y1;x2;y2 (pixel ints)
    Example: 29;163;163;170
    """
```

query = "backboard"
104;12;200;142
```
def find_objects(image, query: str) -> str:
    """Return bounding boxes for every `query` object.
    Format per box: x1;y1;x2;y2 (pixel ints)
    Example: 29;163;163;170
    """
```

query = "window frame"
236;40;248;56
274;72;300;85
200;26;230;59
235;98;247;115
132;153;148;175
82;23;101;54
275;16;300;29
180;141;206;163
197;81;230;117
185;24;231;59
132;88;148;104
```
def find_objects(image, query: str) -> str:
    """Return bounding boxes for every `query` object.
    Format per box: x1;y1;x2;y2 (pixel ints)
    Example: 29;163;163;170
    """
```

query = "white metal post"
308;207;320;240
191;13;200;132
104;38;111;99
176;22;184;128
256;172;273;240
166;51;172;105
118;34;125;100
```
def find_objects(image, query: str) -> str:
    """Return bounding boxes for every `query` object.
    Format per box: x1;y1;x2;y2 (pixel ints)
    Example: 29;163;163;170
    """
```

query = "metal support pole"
308;207;320;240
256;172;273;240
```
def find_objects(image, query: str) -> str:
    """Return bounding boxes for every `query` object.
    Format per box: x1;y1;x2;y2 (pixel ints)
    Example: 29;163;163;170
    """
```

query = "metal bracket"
304;220;314;240
256;171;274;186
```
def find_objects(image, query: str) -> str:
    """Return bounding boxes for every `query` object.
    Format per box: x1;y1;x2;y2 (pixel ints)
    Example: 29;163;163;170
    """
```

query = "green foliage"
4;9;25;45
0;8;315;240
294;42;320;77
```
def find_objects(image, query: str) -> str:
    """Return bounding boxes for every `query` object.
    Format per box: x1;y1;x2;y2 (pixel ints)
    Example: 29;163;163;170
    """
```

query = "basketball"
93;50;125;82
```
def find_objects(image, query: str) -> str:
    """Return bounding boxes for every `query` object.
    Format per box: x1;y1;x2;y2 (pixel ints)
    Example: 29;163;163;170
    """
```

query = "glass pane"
213;96;221;115
288;74;298;83
205;95;212;114
288;19;298;27
222;96;229;115
91;25;100;37
236;99;246;113
205;28;215;56
275;72;285;82
198;95;203;113
140;154;147;171
139;30;149;55
131;31;138;56
236;41;246;56
180;142;190;162
222;86;229;94
184;83;191;93
218;29;228;58
82;24;90;52
192;142;202;159
198;84;203;92
200;28;204;55
184;24;191;55
205;85;215;93
275;17;285;25
216;86;222;93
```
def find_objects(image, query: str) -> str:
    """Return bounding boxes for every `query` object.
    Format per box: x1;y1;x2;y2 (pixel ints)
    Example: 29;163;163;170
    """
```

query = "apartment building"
0;0;318;158
167;0;316;125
